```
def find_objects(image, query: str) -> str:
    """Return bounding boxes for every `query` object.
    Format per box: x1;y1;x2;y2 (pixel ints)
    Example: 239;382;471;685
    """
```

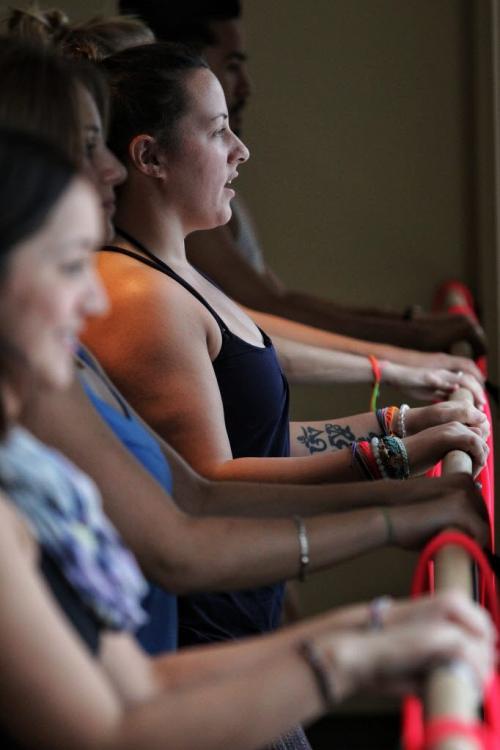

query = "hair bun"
43;8;69;34
6;4;69;43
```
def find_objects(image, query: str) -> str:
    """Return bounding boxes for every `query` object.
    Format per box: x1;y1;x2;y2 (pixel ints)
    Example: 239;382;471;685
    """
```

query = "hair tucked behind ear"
102;42;208;162
0;128;76;437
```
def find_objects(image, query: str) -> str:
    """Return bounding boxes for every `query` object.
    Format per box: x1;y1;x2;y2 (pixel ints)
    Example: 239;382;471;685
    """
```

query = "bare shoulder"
95;250;210;336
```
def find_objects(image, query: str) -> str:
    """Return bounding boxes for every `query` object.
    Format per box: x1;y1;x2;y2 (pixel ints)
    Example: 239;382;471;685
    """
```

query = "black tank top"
101;231;290;643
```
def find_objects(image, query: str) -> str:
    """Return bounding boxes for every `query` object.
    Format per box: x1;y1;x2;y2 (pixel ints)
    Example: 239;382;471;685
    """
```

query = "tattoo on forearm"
297;423;379;454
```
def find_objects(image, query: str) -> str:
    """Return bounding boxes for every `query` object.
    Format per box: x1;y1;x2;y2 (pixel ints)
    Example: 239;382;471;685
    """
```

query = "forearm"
113;648;322;750
162;506;388;592
151;600;370;691
277;288;437;349
246;306;425;365
201;473;445;517
273;335;376;384
202;450;359;484
290;413;381;457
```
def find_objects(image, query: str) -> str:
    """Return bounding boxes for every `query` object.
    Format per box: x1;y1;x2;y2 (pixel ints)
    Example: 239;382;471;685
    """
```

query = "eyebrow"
226;51;248;62
210;113;229;122
84;125;100;134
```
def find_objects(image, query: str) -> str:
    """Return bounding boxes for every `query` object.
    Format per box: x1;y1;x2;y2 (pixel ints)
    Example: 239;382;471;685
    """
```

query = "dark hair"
119;0;241;50
0;36;81;159
0;128;76;436
102;42;208;161
0;36;109;161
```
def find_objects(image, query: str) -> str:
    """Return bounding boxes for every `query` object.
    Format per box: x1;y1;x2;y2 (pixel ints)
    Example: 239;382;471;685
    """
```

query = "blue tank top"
101;233;290;644
78;347;178;654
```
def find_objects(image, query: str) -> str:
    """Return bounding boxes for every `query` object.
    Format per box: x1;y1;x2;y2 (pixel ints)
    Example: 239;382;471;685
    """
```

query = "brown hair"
0;128;76;437
5;3;155;60
0;35;81;160
0;32;109;154
103;42;208;161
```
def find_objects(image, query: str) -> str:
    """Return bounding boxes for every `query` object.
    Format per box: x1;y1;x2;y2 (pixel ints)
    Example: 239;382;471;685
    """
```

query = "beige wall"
241;0;479;627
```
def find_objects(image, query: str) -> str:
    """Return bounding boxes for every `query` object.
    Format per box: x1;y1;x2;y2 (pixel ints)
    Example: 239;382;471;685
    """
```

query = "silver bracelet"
397;403;410;438
293;515;310;582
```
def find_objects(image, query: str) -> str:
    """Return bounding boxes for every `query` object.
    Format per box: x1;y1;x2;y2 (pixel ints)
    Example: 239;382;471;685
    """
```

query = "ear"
128;134;167;179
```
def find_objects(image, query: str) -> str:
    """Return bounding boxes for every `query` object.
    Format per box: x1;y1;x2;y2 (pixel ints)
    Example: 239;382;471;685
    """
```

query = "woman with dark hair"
74;41;489;675
0;128;493;750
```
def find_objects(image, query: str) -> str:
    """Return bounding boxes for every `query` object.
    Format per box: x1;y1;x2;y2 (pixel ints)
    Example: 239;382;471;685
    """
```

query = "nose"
101;145;127;187
231;132;250;164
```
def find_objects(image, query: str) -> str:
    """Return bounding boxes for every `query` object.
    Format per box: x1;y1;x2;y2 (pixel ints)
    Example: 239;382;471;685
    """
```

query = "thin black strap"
115;226;168;268
103;228;229;334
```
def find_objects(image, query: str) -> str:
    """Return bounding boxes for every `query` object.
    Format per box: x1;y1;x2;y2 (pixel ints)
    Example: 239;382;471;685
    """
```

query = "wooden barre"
424;384;480;750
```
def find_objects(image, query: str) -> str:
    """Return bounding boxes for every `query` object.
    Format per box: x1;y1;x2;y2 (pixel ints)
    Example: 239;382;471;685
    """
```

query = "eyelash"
59;259;87;276
85;141;98;158
214;127;228;138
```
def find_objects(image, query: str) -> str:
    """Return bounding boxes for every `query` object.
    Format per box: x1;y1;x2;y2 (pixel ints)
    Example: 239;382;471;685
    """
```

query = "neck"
114;176;188;266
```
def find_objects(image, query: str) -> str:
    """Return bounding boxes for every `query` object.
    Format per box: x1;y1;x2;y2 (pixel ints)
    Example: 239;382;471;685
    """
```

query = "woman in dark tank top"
81;43;489;656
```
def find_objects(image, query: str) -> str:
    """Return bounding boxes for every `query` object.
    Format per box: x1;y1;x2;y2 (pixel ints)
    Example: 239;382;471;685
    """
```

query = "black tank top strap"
101;229;229;335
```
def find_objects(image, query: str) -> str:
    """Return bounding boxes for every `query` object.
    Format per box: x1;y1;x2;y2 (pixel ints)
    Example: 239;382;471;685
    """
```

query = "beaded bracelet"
298;640;337;713
353;436;410;480
371;437;389;479
397;403;410;438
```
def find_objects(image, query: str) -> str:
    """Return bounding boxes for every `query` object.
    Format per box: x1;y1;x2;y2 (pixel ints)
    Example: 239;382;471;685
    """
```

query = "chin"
36;352;75;391
218;204;233;226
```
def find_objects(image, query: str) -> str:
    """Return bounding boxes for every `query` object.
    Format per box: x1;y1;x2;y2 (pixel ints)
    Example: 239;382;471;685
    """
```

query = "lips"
225;171;239;188
102;199;116;216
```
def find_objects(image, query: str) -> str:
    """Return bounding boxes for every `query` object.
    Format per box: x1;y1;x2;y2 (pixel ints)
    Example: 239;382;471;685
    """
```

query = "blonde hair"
5;3;155;60
5;3;69;45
